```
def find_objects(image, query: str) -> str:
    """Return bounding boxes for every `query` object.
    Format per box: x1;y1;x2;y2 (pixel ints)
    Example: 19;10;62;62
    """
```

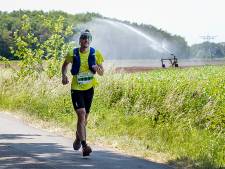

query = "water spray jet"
77;18;182;68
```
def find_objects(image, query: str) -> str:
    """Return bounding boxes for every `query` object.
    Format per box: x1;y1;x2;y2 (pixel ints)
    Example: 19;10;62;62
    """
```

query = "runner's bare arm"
92;64;104;76
97;64;104;76
61;60;71;85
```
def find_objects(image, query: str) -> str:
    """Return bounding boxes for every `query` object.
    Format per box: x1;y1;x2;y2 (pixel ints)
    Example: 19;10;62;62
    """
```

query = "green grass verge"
0;65;224;168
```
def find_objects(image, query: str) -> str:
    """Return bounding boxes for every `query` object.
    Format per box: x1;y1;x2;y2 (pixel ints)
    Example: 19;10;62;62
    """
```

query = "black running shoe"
73;139;81;150
82;145;92;156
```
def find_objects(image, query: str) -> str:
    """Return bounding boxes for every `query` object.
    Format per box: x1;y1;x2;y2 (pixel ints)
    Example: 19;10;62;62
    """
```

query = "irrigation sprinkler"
161;54;178;68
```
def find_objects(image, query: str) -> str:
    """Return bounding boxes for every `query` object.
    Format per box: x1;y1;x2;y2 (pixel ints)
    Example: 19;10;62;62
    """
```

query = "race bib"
77;72;94;85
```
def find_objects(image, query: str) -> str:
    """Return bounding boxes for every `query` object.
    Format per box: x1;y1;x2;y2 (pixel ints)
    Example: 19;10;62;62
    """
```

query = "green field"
0;65;224;168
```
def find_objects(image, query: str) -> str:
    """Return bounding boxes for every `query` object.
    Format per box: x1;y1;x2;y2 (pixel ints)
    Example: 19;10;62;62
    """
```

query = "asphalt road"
0;112;173;169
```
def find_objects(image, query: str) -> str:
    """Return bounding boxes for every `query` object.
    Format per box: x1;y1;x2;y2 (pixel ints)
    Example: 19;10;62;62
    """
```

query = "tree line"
0;10;224;61
0;10;100;60
121;20;225;59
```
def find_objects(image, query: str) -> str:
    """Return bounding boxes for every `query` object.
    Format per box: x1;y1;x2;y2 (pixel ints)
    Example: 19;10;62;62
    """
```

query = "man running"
61;29;104;156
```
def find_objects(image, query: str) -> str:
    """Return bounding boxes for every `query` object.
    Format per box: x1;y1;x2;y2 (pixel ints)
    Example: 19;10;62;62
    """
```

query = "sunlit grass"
0;65;224;168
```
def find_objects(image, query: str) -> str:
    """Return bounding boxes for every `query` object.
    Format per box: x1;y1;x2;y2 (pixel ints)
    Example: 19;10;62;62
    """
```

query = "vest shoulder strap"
73;47;79;57
89;47;95;55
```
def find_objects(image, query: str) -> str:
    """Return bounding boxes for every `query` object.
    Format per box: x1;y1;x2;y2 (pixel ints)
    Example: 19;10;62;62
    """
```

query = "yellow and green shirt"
65;47;104;91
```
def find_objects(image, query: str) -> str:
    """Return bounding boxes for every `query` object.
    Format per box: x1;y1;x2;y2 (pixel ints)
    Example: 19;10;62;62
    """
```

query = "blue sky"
1;0;224;45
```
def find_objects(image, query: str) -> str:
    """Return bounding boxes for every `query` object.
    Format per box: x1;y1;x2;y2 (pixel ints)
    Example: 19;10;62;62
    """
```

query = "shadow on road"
0;134;41;140
0;134;173;169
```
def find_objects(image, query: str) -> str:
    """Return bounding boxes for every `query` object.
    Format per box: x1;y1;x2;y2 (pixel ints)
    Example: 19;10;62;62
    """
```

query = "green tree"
11;14;73;78
40;15;73;78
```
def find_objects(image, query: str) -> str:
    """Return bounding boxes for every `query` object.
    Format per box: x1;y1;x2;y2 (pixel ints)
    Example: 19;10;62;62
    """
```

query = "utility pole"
200;35;217;42
200;35;217;59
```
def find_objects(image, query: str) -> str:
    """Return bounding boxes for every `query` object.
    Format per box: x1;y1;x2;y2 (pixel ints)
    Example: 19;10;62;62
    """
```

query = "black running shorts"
71;87;94;113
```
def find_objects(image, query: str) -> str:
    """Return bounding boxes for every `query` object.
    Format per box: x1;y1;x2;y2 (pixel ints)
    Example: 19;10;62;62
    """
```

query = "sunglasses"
80;35;90;40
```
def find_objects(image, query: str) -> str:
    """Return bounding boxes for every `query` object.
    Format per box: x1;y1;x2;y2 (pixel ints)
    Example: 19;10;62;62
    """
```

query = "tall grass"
0;65;224;168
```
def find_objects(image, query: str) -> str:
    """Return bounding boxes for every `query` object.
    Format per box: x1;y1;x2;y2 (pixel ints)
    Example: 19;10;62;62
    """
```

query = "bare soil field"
114;64;225;73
